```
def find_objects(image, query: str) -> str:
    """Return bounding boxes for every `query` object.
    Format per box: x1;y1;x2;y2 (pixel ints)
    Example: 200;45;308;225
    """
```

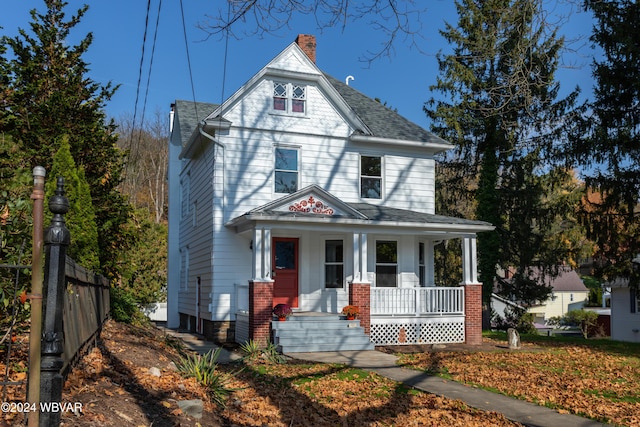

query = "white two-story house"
167;35;493;351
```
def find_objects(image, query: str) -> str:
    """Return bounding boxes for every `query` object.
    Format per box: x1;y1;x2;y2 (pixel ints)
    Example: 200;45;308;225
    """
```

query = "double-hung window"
376;240;397;287
273;82;306;114
361;155;382;199
324;240;344;288
274;147;298;193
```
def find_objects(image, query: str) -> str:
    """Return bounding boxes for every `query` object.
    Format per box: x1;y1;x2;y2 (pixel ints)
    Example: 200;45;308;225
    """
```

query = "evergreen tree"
426;0;582;306
0;0;133;278
46;136;100;271
571;0;640;281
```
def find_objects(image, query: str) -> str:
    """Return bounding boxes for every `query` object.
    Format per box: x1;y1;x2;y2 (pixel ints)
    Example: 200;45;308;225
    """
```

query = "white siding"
172;46;441;322
611;287;640;343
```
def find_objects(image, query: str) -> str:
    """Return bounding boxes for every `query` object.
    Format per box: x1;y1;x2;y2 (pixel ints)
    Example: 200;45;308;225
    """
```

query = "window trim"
360;154;383;199
375;240;398;287
274;146;300;194
272;81;307;115
323;239;345;289
180;247;189;291
180;172;190;219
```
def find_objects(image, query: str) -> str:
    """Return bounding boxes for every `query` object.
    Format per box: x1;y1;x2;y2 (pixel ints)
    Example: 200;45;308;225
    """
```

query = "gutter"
349;134;453;153
198;124;226;217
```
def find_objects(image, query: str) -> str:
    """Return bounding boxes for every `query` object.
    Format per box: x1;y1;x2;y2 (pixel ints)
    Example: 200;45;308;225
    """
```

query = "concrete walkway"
156;325;607;427
155;325;242;364
290;350;608;427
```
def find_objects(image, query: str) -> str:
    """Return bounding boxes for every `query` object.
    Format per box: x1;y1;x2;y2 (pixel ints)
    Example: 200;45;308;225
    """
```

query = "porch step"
272;313;375;353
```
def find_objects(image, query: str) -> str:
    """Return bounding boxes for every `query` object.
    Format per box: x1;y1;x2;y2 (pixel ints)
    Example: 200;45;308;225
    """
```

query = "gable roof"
497;266;588;293
172;100;218;148
323;73;450;146
174;40;451;154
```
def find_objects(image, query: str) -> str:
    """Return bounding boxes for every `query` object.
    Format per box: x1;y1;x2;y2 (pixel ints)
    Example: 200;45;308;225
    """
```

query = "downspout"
198;123;225;217
198;124;225;321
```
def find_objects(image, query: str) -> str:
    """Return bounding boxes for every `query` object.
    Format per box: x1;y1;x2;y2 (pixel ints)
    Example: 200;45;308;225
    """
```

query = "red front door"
272;237;299;307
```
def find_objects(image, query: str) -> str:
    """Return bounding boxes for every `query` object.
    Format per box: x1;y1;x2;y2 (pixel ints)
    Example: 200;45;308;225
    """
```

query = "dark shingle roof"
347;203;490;226
173;100;218;148
323;73;446;144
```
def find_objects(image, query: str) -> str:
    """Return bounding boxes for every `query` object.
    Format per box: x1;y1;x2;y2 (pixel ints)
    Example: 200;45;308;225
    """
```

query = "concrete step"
275;334;373;346
272;314;373;353
273;327;367;338
272;319;360;330
279;341;375;353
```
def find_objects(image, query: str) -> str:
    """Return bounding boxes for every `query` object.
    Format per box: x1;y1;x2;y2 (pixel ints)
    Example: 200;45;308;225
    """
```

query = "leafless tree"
197;0;425;63
117;109;169;223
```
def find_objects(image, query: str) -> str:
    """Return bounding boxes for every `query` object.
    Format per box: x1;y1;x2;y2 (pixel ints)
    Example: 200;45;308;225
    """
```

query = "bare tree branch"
196;0;425;63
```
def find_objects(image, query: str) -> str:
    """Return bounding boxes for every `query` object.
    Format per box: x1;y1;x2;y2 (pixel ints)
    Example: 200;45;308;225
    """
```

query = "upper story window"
361;155;382;199
273;82;306;114
275;147;298;193
180;173;190;219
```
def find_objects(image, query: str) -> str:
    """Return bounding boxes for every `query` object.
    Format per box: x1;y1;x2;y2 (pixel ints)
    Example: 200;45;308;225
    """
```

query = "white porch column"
352;233;360;282
461;235;479;284
352;232;370;283
252;227;263;279
252;227;272;280
263;228;272;279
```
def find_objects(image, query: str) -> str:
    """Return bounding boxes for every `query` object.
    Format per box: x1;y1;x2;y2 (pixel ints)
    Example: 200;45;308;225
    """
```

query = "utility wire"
135;0;163;161
180;0;199;120
132;0;152;136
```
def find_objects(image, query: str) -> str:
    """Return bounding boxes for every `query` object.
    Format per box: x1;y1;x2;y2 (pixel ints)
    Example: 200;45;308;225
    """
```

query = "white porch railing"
371;286;464;316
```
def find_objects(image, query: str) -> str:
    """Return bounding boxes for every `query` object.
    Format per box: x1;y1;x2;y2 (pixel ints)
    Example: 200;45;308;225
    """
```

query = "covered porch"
226;186;492;349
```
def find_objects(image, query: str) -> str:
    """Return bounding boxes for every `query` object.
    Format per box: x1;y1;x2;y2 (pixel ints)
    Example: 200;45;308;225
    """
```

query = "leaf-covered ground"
1;321;520;426
390;338;640;426
4;321;638;426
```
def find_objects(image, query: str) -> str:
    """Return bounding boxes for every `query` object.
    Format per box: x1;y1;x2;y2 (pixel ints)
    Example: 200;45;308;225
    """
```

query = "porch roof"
225;186;493;236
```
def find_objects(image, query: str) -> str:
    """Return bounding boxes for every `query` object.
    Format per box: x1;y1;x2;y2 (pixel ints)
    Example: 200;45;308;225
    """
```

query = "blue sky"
2;0;597;130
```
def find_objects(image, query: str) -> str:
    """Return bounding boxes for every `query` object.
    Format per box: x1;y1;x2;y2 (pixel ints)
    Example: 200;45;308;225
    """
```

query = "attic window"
273;82;306;114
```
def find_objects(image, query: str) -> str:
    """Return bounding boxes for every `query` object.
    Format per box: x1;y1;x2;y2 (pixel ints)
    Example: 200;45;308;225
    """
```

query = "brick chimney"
295;34;316;63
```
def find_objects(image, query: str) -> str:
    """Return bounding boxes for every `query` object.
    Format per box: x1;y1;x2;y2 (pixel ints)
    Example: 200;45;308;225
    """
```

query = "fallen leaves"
396;339;640;426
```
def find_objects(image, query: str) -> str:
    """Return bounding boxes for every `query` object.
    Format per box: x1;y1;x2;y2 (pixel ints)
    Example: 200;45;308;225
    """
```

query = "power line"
180;0;199;121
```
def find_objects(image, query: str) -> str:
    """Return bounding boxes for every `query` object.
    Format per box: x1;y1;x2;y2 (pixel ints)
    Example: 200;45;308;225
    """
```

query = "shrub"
548;309;599;339
110;286;146;325
492;306;537;334
176;348;234;407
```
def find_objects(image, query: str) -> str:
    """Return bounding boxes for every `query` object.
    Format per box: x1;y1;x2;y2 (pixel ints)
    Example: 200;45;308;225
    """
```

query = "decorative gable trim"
282;195;336;215
249;185;367;219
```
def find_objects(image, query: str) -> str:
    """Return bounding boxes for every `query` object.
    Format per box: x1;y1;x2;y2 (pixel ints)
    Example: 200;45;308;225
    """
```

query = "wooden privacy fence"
62;256;110;373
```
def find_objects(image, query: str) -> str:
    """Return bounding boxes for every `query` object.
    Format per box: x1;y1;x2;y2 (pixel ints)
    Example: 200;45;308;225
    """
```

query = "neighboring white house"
608;277;640;343
491;267;589;325
167;35;493;349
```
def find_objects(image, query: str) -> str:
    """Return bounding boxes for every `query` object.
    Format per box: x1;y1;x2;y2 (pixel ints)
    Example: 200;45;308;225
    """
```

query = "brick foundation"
249;279;274;347
464;283;483;345
349;282;371;335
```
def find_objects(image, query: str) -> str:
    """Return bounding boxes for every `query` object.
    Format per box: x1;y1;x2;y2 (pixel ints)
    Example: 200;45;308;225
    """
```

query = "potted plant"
342;305;359;320
273;303;293;321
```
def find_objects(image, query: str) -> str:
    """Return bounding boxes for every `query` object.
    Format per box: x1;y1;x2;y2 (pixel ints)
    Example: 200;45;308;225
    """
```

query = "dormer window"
273;82;306;114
